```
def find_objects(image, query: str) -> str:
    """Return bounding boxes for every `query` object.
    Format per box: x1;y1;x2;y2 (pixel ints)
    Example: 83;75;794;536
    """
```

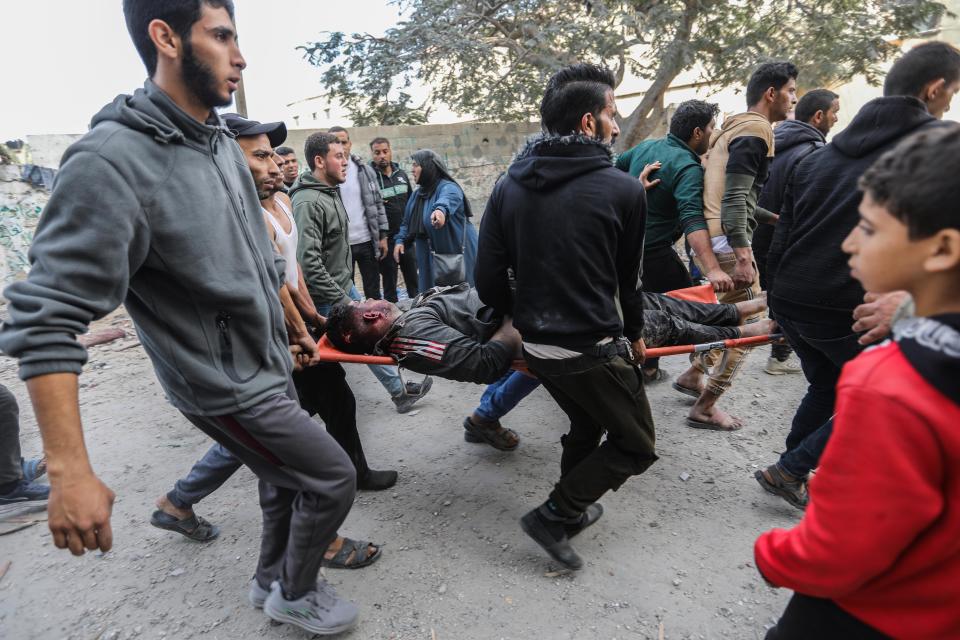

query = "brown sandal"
754;464;808;510
463;416;519;451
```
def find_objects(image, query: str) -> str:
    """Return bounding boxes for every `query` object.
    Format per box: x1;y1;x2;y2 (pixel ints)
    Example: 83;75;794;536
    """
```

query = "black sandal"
322;537;382;569
150;510;221;542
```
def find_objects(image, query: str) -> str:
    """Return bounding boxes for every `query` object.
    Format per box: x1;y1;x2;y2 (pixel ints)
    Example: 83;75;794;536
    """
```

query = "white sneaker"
263;580;359;635
765;356;803;375
249;578;270;609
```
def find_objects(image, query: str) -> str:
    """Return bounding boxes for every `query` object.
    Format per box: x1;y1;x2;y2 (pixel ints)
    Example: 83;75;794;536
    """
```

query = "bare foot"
155;494;193;520
738;318;777;338
735;295;768;320
675;366;704;395
323;535;378;564
687;404;744;431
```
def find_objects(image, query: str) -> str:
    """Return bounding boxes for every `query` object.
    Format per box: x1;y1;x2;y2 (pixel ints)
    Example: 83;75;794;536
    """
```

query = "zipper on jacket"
216;311;232;346
215;310;261;383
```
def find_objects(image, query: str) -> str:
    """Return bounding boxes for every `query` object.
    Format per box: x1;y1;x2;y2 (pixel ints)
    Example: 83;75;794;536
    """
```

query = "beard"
182;38;232;109
593;118;616;146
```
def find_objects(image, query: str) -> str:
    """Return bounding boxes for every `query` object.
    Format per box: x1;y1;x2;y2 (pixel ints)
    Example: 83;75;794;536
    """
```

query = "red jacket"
755;341;960;639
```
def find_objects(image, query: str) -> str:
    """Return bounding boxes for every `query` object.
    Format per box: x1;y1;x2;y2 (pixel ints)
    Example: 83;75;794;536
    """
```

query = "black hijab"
411;149;473;218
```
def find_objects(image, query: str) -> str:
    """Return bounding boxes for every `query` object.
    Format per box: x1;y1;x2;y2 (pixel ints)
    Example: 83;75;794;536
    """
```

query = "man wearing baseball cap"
152;113;389;570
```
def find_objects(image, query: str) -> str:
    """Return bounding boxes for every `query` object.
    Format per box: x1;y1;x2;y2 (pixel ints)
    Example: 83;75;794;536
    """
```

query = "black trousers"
380;235;420;302
0;384;22;487
641;244;694;371
293;362;370;479
524;351;658;515
352;241;382;300
766;594;890;639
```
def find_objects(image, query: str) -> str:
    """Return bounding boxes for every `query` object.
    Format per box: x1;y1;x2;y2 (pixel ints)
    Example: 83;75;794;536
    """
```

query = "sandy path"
0;310;802;640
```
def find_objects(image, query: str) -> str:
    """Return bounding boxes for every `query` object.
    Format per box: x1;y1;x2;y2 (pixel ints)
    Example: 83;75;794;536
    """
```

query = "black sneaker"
520;507;583;570
0;480;50;505
358;469;398;491
564;503;604;539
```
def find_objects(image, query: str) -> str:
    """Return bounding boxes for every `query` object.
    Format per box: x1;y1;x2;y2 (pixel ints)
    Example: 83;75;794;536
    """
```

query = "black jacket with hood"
767;96;941;324
753;119;826;288
476;134;647;349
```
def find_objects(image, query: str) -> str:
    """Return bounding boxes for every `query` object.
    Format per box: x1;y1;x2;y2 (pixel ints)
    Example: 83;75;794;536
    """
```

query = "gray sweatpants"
180;380;355;598
0;384;22;486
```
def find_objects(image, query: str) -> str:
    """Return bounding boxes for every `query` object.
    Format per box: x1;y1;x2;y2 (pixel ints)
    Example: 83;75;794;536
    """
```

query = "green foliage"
301;0;947;140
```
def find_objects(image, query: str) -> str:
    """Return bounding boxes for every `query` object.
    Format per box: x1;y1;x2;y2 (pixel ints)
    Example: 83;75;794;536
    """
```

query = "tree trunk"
616;0;700;151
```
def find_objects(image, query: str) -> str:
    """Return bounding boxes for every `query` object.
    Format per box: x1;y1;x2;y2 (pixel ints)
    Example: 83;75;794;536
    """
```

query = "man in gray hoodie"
0;0;359;634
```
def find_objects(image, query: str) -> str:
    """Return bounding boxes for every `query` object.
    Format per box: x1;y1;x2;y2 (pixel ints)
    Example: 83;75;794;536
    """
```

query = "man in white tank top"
151;118;398;574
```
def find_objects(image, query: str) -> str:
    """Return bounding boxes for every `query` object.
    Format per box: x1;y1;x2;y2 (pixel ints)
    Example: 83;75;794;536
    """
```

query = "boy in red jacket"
755;124;960;640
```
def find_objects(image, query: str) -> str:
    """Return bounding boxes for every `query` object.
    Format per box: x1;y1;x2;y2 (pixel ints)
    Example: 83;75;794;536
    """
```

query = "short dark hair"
884;41;960;99
746;61;799;106
328;126;349;138
539;63;616;136
123;0;235;76
275;145;295;156
325;304;380;354
858;124;960;239
669;100;720;142
369;137;390;148
303;132;340;171
795;89;839;124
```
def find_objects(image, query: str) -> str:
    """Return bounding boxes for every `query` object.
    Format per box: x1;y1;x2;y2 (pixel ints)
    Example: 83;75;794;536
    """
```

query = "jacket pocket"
215;310;264;384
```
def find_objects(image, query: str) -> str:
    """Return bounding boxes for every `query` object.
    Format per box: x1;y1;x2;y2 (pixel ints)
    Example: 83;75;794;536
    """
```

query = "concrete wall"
27;121;543;214
285;121;542;213
25;134;83;169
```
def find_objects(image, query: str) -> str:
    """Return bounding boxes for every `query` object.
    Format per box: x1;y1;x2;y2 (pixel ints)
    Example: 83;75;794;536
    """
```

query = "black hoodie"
754;119;826;288
475;134;647;349
767;97;941;324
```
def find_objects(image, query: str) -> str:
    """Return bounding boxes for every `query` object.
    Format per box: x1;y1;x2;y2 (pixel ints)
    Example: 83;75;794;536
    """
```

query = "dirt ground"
0;308;804;640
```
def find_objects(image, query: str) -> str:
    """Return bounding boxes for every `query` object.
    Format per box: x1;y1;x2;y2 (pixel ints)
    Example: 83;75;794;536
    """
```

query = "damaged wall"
1;165;49;286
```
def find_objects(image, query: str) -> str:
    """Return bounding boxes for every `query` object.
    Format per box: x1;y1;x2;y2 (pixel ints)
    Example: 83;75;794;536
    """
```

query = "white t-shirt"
341;160;371;245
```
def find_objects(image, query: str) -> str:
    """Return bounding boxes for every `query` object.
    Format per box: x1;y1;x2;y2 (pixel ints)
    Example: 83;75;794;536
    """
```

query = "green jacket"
289;170;354;306
616;133;707;250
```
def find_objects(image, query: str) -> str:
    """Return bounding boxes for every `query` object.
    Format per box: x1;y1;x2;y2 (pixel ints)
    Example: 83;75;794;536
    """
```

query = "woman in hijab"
394;149;479;291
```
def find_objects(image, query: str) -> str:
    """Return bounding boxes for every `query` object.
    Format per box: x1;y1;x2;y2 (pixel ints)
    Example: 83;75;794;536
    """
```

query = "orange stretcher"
313;284;779;366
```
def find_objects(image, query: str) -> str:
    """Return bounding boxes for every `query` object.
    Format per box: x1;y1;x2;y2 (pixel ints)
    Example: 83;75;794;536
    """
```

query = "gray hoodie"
0;80;292;416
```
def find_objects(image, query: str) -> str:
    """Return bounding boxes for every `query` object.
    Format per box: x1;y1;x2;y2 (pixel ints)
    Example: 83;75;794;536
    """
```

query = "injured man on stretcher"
324;283;772;384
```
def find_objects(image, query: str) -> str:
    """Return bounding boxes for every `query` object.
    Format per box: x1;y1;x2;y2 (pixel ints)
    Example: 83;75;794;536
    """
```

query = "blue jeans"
474;371;541;421
317;285;404;397
167;443;241;509
779;417;833;479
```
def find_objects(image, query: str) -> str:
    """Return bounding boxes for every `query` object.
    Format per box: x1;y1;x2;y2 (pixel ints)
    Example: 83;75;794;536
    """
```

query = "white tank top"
264;196;299;290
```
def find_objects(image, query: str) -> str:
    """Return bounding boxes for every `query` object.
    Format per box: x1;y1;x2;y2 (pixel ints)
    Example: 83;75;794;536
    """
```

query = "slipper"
671;382;701;398
462;417;519;451
150;510;221;542
322;537;382;569
20;458;47;484
685;417;742;432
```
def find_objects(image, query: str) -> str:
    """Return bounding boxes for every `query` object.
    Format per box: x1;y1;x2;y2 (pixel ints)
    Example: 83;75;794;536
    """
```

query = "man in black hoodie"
755;42;960;509
755;89;839;374
476;63;655;571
